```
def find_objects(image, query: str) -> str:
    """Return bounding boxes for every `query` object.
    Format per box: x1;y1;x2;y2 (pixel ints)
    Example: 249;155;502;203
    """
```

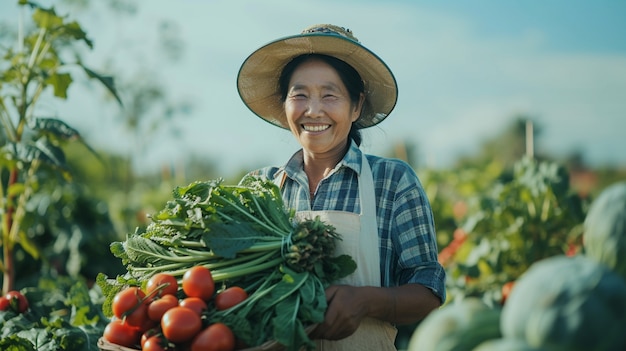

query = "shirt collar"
280;140;364;179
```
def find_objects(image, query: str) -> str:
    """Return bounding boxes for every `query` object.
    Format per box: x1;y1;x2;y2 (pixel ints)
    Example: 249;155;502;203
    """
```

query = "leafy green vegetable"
100;177;357;350
0;335;36;351
0;276;108;350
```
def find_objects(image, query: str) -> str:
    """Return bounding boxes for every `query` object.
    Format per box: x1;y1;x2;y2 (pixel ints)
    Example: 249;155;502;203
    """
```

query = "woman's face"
284;58;363;158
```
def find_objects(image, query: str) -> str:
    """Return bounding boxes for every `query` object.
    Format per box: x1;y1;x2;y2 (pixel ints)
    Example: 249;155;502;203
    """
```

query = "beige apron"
281;154;397;351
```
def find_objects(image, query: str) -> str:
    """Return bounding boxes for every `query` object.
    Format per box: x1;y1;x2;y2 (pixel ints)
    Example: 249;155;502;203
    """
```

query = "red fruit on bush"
5;290;29;313
0;296;10;311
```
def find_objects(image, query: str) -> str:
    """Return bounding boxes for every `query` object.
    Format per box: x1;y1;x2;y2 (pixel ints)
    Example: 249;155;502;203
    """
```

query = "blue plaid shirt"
245;141;446;302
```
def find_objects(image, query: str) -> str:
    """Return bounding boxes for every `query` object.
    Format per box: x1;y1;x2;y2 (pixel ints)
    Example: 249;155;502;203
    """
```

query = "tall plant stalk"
0;1;122;293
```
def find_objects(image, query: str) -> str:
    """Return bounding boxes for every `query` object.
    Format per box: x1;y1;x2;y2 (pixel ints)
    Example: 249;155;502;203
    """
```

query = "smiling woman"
238;24;445;351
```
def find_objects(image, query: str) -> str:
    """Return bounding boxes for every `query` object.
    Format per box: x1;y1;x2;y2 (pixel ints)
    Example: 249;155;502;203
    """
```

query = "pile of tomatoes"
103;266;248;351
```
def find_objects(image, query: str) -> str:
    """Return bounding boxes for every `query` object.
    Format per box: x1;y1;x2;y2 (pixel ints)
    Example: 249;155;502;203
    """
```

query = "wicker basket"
98;337;289;351
98;338;139;351
98;325;315;351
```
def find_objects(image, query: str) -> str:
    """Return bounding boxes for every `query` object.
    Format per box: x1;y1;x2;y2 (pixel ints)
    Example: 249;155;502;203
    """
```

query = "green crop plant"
0;0;121;293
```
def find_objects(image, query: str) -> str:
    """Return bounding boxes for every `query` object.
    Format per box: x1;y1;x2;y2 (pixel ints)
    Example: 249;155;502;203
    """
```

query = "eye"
290;93;307;100
287;89;308;99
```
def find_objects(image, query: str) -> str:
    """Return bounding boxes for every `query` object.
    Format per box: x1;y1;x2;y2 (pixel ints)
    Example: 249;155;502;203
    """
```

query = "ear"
351;93;365;122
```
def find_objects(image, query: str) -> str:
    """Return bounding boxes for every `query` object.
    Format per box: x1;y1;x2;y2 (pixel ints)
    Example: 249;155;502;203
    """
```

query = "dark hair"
278;54;364;146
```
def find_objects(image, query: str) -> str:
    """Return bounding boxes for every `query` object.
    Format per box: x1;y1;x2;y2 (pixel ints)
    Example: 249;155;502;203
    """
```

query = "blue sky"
1;0;625;175
421;1;626;53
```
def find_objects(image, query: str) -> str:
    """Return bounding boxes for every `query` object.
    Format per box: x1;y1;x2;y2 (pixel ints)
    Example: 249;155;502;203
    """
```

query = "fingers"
310;285;361;340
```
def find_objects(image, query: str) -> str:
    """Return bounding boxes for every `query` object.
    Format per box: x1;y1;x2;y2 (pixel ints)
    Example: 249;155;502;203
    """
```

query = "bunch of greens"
99;177;356;350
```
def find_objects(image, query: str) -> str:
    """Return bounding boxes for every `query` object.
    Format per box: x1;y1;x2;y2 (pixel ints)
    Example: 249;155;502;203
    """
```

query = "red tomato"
5;290;29;313
179;297;207;316
161;306;202;343
146;273;179;298
0;296;10;311
148;294;179;322
141;328;160;349
214;286;248;311
128;301;150;328
191;323;235;351
103;319;141;348
136;314;158;333
112;287;149;328
143;335;168;351
182;266;214;301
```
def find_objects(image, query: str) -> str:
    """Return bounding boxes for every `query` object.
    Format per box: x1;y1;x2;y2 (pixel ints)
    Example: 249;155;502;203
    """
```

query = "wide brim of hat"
237;32;398;129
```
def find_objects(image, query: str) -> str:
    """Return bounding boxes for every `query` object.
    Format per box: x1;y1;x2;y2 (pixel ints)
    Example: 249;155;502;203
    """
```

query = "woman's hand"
310;285;367;340
310;283;441;341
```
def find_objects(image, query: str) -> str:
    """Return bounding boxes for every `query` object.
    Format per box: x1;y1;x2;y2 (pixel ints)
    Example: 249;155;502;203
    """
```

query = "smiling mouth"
302;124;330;132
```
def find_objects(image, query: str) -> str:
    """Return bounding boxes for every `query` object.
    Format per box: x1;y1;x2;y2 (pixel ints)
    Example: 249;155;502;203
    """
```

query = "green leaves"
32;6;64;30
26;2;92;47
30;118;80;140
210;267;322;351
202;222;257;258
2;140;64;169
0;276;108;350
0;335;36;351
45;73;72;98
442;156;587;304
320;254;358;284
124;234;180;266
81;65;122;105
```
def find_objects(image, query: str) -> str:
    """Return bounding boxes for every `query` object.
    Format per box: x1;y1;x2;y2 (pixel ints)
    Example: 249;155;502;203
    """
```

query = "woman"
237;24;445;350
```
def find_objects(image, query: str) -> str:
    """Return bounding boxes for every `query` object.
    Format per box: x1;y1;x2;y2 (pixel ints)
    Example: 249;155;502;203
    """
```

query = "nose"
305;98;323;117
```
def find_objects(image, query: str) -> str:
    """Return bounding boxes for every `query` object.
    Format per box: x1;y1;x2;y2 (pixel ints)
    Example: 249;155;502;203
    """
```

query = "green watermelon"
500;255;626;351
583;181;626;280
472;338;544;351
407;297;501;351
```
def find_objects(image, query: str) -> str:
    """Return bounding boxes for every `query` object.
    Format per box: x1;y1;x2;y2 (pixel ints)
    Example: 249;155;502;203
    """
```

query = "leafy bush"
439;156;587;305
0;275;108;350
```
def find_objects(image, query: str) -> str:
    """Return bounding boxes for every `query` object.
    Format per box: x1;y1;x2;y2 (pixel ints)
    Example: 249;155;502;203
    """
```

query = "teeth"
303;124;330;132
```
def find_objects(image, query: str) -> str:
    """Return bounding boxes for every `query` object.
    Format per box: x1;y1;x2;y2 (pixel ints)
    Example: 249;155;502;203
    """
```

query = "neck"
302;141;350;193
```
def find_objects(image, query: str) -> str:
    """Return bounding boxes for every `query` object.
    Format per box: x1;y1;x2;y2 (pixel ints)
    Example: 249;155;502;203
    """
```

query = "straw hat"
237;24;398;129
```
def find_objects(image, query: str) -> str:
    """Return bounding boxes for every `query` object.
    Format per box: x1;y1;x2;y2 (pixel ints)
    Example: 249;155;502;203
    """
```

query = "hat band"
301;24;359;42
